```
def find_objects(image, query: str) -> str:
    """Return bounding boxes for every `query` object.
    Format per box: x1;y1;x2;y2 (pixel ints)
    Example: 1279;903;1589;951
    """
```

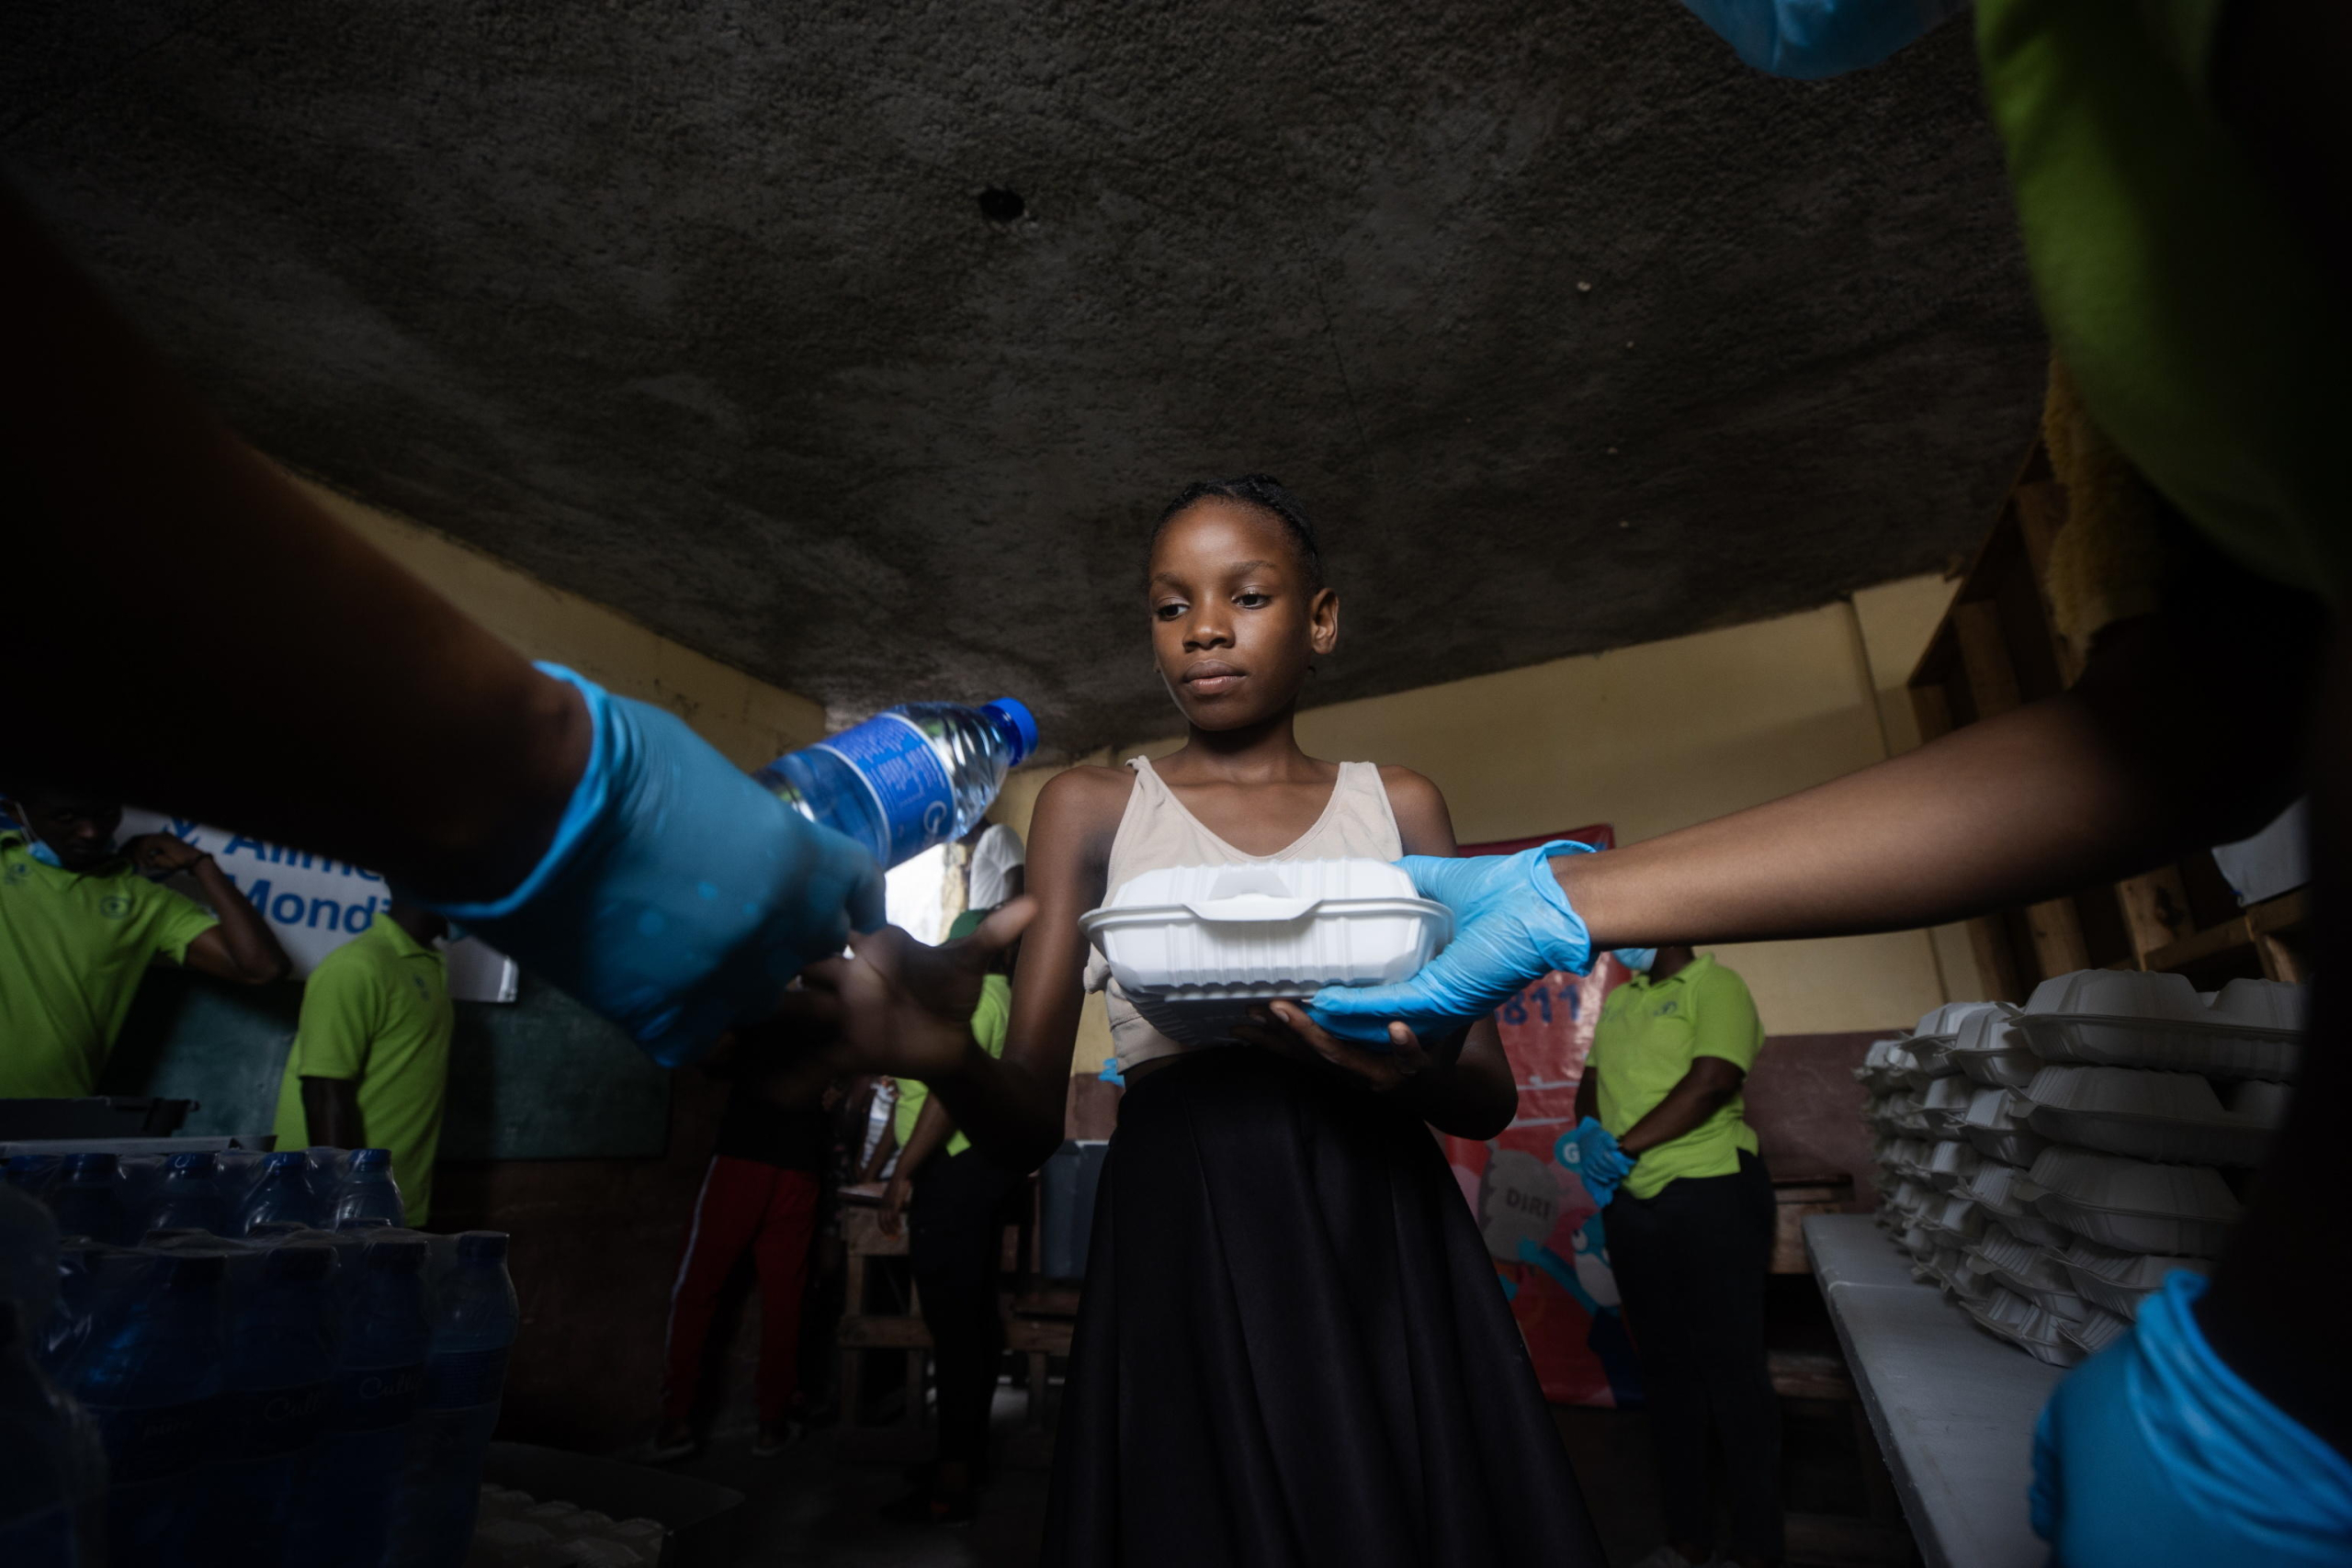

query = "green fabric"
1589;953;1763;1201
271;916;454;1224
1977;0;2352;598
891;973;1010;1161
0;831;220;1098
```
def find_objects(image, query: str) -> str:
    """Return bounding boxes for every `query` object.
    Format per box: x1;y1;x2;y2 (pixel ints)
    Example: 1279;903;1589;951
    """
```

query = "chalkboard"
106;968;670;1160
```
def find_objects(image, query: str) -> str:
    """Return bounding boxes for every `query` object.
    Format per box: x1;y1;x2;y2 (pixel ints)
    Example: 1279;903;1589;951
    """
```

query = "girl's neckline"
1130;753;1351;863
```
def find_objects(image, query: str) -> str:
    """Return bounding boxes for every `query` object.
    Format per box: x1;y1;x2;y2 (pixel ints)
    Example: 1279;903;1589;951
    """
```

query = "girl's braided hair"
1151;475;1325;592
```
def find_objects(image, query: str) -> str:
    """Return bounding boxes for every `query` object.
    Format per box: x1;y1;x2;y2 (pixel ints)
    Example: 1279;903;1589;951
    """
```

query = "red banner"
1442;827;1643;1408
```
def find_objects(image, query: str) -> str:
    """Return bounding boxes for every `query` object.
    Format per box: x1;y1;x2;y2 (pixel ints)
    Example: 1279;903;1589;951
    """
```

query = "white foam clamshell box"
1959;1086;2052;1167
2028;1145;2241;1256
2021;1065;2290;1168
2011;971;2306;1082
1948;1003;2042;1089
1081;859;1451;1047
2058;1235;2210;1317
1963;1285;2084;1368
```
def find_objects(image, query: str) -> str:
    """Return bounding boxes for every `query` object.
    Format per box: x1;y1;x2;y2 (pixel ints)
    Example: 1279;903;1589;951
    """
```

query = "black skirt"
1043;1048;1605;1568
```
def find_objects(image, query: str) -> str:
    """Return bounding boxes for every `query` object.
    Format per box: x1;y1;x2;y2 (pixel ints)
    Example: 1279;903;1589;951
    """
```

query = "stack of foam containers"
468;1485;665;1566
1860;974;2301;1367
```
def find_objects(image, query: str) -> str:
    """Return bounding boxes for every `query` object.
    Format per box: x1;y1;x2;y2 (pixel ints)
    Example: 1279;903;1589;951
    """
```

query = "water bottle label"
815;712;955;865
229;1379;334;1458
327;1362;424;1431
424;1345;512;1409
94;1395;217;1483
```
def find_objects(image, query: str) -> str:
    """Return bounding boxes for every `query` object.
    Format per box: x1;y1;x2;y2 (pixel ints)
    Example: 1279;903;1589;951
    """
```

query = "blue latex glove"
1307;840;1598;1044
1676;0;1965;81
1612;947;1657;975
1563;1117;1635;1209
2032;1272;2352;1564
404;665;885;1066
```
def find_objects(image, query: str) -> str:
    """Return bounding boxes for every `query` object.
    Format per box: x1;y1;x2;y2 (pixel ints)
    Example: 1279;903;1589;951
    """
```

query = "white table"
1804;1213;2062;1568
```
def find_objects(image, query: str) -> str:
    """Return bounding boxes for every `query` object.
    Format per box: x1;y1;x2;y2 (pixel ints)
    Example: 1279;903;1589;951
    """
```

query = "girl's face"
1148;500;1338;731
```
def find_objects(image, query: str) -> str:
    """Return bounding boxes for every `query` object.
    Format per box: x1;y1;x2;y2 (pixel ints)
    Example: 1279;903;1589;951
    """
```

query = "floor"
659;1385;1889;1567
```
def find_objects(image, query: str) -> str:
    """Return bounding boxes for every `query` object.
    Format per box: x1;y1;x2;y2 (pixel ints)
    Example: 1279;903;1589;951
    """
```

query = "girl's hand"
1234;1000;1440;1094
878;1170;913;1237
814;899;1035;1080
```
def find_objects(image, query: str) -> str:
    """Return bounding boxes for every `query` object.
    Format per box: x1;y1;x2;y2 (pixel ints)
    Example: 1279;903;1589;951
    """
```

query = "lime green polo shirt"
1589;953;1763;1201
272;915;454;1224
1978;0;2352;600
892;974;1010;1162
0;831;220;1098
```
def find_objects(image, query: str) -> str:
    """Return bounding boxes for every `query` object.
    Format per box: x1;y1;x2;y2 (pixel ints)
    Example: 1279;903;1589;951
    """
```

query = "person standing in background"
650;1059;834;1461
269;897;454;1224
1573;945;1775;1568
965;820;1025;910
878;907;1017;1526
2;775;288;1097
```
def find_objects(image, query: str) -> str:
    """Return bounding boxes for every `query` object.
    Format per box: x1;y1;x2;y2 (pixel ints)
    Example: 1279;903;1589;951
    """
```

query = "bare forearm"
896;1095;956;1179
1396;1022;1516;1139
1618;1084;1734;1156
1560;615;2312;949
299;1078;363;1147
190;861;288;981
929;1043;1068;1173
1;191;587;901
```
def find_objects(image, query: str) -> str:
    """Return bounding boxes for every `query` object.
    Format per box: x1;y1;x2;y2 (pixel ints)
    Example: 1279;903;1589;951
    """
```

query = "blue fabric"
1612;947;1657;975
403;665;885;1065
1562;1117;1634;1210
1308;841;1597;1043
2033;1271;2352;1564
1677;0;1966;81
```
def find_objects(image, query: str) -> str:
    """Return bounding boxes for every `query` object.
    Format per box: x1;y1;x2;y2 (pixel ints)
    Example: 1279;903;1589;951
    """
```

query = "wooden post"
2115;869;2197;966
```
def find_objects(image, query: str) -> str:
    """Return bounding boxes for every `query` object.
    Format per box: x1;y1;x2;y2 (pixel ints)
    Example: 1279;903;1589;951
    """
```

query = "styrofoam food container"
1912;999;2003;1045
1900;1035;1965;1091
2013;969;2304;1082
1964;1286;2085;1367
1961;1161;2070;1248
1854;1039;1914;1093
1966;1224;2089;1319
1924;1138;1981;1192
2028;1146;2241;1256
1948;1003;2041;1089
2206;977;2308;1032
2021;1065;2285;1168
1919;1074;1974;1134
1961;1086;2051;1167
1081;860;1450;1046
2058;1308;2132;1358
2057;1235;2210;1317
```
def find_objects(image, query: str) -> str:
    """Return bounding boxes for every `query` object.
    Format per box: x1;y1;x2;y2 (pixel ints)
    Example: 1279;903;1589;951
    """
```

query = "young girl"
830;477;1603;1565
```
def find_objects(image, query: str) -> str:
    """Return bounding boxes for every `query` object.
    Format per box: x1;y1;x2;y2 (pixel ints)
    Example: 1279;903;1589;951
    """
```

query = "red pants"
662;1156;820;1426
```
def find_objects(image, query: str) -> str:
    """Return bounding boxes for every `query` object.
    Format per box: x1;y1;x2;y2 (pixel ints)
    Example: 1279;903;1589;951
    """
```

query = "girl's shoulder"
1033;762;1139;835
1371;764;1455;854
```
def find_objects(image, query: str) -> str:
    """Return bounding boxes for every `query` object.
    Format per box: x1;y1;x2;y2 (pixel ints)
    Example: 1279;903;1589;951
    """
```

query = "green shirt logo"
4;862;28;885
98;895;133;920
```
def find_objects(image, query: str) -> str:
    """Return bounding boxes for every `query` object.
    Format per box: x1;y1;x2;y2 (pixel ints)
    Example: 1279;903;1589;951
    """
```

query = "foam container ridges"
2021;1065;2287;1167
2027;1146;2240;1256
2013;969;2305;1081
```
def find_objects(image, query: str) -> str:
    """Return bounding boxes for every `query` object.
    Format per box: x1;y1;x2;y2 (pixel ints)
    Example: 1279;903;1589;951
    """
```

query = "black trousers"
1603;1149;1783;1561
909;1146;1022;1469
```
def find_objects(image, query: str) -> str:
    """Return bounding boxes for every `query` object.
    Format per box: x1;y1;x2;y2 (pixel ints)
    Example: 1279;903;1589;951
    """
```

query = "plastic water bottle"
753;698;1037;870
285;1234;428;1568
5;1154;62;1199
390;1232;519;1567
142;1152;231;1236
208;1241;339;1563
69;1249;227;1567
0;1182;60;1337
240;1152;320;1235
49;1153;132;1246
0;1300;107;1566
329;1149;407;1229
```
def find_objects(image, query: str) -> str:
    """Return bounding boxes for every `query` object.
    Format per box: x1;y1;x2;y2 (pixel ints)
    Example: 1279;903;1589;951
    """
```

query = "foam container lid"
2059;1309;2132;1358
1912;999;2003;1043
2021;1065;2288;1125
2059;1234;2212;1284
1082;861;1451;1042
2205;977;2308;1031
2027;1146;2241;1221
1948;1003;2042;1089
2023;969;2208;1021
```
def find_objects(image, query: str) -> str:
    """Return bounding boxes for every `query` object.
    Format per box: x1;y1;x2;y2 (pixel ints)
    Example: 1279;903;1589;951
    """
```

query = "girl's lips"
1182;665;1244;695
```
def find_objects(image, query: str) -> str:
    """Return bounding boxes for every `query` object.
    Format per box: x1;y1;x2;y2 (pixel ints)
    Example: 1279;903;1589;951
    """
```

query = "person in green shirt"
270;899;454;1225
876;908;1014;1527
1576;946;1774;1568
2;776;288;1098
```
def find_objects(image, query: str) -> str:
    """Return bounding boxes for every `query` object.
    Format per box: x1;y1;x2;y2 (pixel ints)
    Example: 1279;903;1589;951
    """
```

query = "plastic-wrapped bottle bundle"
0;1300;107;1567
141;1152;231;1237
239;1151;321;1235
329;1148;407;1229
284;1233;428;1568
207;1240;339;1564
390;1231;519;1568
6;1154;62;1200
753;697;1037;869
50;1153;133;1247
68;1249;227;1568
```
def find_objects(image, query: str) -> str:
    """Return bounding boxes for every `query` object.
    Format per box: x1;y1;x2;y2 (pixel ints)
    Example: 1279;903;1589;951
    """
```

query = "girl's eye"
1234;592;1271;609
1153;601;1187;620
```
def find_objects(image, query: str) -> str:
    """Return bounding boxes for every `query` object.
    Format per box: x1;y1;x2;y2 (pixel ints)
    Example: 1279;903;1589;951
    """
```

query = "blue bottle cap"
983;698;1038;765
350;1148;391;1170
167;1151;214;1174
263;1151;305;1169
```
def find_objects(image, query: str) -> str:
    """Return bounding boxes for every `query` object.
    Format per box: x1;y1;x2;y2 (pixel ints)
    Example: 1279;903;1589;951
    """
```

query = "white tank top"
1082;754;1406;1072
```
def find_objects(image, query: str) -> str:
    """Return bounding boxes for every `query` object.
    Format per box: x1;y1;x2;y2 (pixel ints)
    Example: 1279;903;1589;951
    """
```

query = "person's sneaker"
750;1418;804;1458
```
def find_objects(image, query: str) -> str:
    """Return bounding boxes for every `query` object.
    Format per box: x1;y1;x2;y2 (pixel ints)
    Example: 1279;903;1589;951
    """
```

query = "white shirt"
967;823;1026;910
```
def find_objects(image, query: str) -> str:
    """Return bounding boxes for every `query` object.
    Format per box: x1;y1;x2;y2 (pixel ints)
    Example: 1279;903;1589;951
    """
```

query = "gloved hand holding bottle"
403;666;888;1066
1564;1116;1635;1210
1308;840;1598;1044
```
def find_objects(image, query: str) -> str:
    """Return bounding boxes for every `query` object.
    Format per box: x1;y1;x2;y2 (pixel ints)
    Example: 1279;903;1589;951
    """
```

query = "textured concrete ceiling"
6;2;2041;757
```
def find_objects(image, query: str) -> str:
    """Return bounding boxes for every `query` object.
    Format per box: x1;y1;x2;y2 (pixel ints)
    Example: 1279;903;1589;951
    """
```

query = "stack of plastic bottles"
0;1145;518;1568
1859;974;2301;1366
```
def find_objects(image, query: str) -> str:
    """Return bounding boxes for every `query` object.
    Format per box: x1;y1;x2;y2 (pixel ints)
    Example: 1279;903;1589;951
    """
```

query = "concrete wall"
995;571;1976;1062
287;469;829;768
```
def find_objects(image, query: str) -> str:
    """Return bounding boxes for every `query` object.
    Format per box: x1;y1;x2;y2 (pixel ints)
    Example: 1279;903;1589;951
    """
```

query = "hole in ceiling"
978;187;1026;223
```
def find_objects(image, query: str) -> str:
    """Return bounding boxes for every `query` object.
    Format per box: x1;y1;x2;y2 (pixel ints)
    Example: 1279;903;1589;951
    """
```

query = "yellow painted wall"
287;470;828;767
999;572;1971;1061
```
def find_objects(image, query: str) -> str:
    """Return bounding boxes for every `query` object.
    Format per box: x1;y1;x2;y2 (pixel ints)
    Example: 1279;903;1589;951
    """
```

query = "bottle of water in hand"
754;698;1037;871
